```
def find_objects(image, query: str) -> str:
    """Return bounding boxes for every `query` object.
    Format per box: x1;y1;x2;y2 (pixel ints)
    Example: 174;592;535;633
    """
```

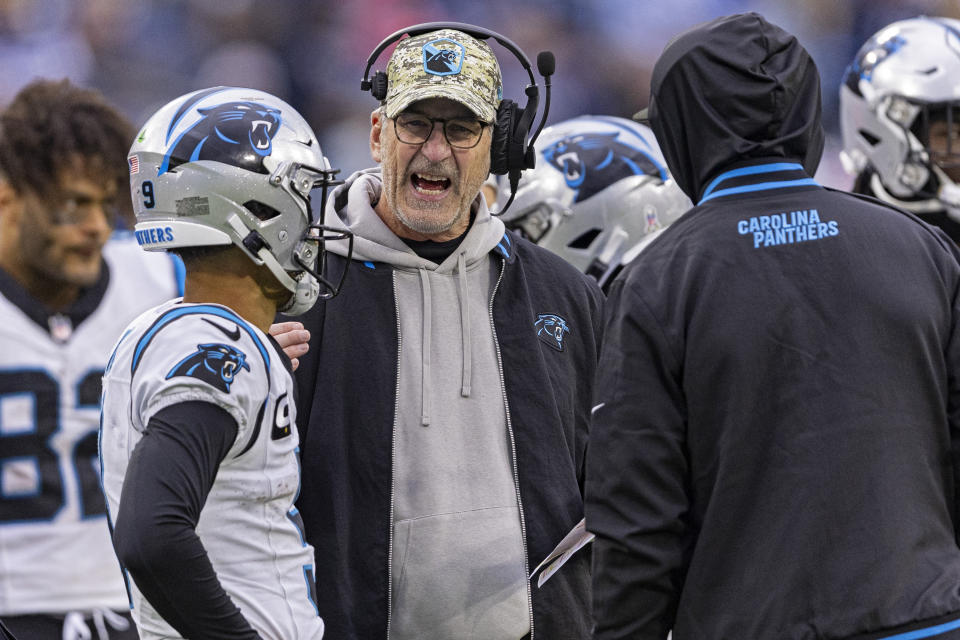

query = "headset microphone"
499;50;555;216
530;51;555;148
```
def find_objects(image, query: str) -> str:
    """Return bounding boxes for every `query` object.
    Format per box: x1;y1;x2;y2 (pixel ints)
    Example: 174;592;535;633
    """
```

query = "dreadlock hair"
0;79;133;215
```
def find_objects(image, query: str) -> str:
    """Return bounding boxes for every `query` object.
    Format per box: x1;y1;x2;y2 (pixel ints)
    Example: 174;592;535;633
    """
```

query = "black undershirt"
111;401;261;639
401;227;469;263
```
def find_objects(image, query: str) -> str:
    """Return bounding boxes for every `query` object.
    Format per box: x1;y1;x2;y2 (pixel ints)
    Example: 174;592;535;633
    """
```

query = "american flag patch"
128;155;140;175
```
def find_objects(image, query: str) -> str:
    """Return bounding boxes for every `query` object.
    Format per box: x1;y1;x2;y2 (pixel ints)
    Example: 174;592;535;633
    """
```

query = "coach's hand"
269;321;310;372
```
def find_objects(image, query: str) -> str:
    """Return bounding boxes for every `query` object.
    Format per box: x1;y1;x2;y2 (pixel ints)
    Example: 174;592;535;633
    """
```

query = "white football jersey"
0;235;181;615
99;300;323;640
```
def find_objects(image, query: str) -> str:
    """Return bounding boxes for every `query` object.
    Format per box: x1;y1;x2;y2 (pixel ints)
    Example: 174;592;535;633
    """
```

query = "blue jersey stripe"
699;178;820;204
169;255;186;297
700;162;805;202
879;618;960;640
131;305;269;375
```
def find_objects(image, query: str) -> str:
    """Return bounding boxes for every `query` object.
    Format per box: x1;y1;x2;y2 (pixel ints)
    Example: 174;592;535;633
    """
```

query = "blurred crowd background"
1;0;957;190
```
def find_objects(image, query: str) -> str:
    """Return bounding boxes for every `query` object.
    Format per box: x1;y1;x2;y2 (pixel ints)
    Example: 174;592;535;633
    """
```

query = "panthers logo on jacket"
159;101;281;176
535;313;571;352
542;131;663;203
166;343;250;393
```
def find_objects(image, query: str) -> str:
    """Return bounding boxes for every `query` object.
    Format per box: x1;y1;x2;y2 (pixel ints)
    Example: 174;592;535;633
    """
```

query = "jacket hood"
646;12;825;201
322;168;505;273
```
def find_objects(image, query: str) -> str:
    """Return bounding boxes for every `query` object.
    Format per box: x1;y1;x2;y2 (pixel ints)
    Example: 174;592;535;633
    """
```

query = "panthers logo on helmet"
159;101;282;176
166;343;251;393
535;313;571;352
542;132;664;203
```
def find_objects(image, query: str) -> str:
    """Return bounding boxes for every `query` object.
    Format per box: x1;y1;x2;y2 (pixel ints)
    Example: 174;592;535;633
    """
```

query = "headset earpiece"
370;71;389;102
490;99;519;176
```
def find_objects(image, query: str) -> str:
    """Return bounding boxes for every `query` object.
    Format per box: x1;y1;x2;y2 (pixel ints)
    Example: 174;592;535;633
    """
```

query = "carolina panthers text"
738;209;839;248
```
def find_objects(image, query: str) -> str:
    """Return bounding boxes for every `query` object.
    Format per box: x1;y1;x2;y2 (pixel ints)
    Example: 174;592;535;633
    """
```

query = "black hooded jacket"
586;13;960;640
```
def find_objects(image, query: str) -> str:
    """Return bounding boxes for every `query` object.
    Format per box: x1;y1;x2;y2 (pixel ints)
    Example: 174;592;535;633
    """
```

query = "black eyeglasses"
392;112;489;149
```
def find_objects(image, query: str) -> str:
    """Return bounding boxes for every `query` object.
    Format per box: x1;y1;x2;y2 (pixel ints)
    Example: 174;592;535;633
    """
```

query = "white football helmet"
128;86;352;315
840;16;960;219
494;115;690;289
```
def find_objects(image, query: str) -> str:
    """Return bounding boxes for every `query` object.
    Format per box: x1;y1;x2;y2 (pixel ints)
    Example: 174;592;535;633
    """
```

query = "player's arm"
585;279;690;640
111;401;262;640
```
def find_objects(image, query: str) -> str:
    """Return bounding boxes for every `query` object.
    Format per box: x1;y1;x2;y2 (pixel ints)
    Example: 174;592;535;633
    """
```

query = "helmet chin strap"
224;213;319;315
253;245;319;316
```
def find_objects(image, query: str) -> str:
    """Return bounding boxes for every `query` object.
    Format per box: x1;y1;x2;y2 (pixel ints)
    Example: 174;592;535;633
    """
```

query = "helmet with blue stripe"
493;115;690;289
127;86;352;314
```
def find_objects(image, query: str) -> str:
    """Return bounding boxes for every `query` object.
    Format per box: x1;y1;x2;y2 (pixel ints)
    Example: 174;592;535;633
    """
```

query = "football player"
0;79;182;639
494;115;691;290
840;16;960;242
99;86;350;640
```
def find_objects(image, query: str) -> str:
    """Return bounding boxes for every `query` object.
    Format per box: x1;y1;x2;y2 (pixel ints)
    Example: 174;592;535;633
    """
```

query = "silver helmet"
840;17;960;219
494;115;690;289
128;86;352;315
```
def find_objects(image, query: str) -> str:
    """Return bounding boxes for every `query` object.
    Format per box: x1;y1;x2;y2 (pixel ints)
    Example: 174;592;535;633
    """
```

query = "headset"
361;21;555;214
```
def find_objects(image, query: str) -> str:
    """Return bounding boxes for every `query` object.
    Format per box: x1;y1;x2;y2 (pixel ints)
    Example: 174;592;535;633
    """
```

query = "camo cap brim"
384;29;503;122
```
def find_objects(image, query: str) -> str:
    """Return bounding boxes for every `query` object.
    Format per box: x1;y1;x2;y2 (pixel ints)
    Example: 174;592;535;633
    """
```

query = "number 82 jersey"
0;237;180;615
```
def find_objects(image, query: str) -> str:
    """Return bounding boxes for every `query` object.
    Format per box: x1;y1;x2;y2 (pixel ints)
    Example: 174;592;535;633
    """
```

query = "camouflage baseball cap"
384;29;503;122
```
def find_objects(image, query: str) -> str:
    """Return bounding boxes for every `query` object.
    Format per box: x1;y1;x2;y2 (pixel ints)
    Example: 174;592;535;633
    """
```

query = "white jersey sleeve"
127;308;271;453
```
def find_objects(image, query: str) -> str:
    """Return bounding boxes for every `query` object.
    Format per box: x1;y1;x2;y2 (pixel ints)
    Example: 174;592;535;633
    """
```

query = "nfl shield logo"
422;39;465;76
644;206;661;234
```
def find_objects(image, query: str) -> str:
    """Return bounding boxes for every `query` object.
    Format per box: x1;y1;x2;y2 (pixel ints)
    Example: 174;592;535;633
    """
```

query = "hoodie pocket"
391;506;530;640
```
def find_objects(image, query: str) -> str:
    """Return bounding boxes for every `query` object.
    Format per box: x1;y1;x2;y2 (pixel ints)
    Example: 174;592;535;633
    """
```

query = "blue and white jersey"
99;300;322;640
0;236;180;615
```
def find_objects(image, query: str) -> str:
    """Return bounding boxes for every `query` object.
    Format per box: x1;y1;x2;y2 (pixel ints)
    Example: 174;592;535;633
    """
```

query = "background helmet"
840;17;960;220
494;115;690;290
128;86;351;315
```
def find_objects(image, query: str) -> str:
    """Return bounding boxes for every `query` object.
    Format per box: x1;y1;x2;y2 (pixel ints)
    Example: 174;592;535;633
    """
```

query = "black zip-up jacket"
291;230;603;639
586;12;960;640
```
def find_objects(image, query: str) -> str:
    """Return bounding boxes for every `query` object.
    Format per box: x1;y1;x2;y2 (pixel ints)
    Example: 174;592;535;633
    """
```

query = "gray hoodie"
325;169;531;639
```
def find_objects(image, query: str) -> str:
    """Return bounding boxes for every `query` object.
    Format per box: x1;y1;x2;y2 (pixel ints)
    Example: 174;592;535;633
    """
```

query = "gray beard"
393;199;466;235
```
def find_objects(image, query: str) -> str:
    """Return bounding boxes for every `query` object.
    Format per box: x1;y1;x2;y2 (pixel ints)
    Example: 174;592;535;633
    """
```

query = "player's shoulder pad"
130;304;272;396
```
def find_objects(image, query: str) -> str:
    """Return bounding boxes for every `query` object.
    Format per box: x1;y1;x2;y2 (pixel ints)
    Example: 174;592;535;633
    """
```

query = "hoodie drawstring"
418;253;474;426
419;268;432;426
457;252;472;397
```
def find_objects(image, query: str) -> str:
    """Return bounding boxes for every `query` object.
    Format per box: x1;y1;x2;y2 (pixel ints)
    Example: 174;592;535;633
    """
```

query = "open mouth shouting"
410;172;453;201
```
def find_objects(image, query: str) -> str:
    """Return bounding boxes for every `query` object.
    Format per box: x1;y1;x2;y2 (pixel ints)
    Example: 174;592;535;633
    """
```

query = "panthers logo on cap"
542;132;665;203
166;343;251;393
423;38;465;76
160;101;282;176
